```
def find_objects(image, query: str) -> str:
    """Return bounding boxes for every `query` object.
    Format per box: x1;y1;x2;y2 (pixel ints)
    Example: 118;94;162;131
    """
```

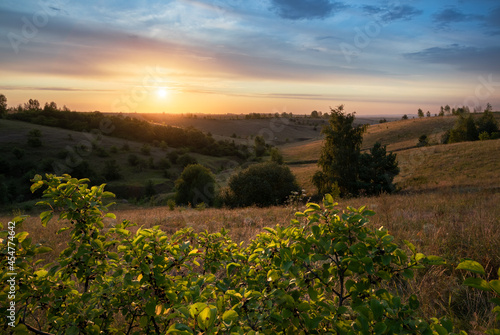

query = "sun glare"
157;87;169;99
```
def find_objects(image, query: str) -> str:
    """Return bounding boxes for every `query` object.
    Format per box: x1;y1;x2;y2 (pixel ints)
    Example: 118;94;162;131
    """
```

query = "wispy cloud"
269;0;348;20
361;4;422;22
404;44;500;72
432;7;484;29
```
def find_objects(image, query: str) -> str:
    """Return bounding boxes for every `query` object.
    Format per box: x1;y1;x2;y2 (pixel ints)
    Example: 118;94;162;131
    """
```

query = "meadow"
1;112;500;332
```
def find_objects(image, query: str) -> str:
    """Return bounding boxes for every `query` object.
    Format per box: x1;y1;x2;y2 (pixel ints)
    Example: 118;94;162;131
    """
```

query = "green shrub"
177;154;198;168
175;164;216;206
27;128;42;147
225;162;299;207
140;143;151;155
0;177;468;334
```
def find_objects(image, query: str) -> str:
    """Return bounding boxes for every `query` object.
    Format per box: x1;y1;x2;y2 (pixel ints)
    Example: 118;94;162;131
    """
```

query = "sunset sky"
1;0;499;115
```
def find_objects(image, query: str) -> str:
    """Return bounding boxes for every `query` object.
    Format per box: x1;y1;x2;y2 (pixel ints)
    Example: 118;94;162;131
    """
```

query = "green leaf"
463;277;490;291
404;240;417;254
267;269;279;282
409;294;420;310
34;269;48;278
40;210;54;227
197;307;216;330
35;246;52;254
373;322;387;335
308;286;318;301
16;231;29;243
456;260;486;275
166;323;193;335
226;262;240;276
424;255;445;265
146;300;156;316
432;324;448;335
222;310;239;325
490;280;500;295
105;212;116;219
370;299;384;320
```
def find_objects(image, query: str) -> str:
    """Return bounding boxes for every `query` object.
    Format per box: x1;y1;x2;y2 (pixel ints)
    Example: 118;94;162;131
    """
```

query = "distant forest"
5;99;248;158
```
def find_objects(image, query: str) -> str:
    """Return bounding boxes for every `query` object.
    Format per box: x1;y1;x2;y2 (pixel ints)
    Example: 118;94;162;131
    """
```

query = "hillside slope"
281;115;500;194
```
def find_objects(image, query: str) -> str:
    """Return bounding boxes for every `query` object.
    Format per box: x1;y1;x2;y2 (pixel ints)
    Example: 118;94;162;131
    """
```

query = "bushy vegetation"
314;106;399;197
175;164;216;206
1;175;499;334
4;96;248;158
444;108;499;144
223;162;299;207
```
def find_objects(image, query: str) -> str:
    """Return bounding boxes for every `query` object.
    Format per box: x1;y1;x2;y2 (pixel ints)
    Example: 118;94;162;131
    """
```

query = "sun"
156;87;169;99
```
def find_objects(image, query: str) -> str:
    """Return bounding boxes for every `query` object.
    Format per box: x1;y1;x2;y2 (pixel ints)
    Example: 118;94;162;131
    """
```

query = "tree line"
0;95;248;158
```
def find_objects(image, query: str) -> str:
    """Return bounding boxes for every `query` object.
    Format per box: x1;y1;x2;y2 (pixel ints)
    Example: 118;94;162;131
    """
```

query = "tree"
175;164;216;206
426;111;431;117
358;142;399;195
254;135;266;157
417;134;429;147
310;110;319;118
270;148;284;164
177;153;198;168
439;106;445;116
476;109;499;135
418;109;424;118
24;98;41;111
27;128;42;147
315;105;366;197
224;162;298;207
448;114;478;143
402;114;408;120
444;104;451;115
102;160;122;181
0;94;7;118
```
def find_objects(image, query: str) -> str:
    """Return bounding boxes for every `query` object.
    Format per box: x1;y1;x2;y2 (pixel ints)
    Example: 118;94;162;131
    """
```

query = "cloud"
404;44;500;72
270;0;347;20
361;4;422;22
432;7;484;29
483;6;500;35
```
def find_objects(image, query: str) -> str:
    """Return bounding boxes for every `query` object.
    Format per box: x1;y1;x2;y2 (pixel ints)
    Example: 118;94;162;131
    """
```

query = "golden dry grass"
2;114;500;331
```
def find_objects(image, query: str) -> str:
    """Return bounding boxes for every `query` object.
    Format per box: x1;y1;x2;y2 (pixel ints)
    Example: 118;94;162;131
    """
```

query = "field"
1;113;500;332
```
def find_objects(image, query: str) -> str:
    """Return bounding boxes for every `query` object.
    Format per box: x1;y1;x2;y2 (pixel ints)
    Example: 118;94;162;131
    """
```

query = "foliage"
358;142;400;195
448;115;478;143
0;176;475;334
177;154;198;168
0;94;7;118
270;148;284;164
225;162;299;207
254;135;267;157
317;105;366;197
140;144;151;156
477;110;499;136
102;160;122;181
27;128;42;147
417;134;429;147
175;164;216;206
6;100;247;158
456;261;500;334
418;109;424;118
315;106;399;197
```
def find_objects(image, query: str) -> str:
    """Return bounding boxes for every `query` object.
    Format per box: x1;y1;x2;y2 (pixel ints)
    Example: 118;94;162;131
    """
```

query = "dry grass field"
1;114;500;332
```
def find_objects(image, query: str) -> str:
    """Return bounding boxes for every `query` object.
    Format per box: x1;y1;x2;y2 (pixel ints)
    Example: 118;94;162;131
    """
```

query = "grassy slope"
282;114;500;193
0;119;238;199
2;114;500;331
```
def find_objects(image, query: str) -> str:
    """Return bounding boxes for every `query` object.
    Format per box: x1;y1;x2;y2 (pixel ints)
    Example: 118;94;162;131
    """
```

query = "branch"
22;322;55;335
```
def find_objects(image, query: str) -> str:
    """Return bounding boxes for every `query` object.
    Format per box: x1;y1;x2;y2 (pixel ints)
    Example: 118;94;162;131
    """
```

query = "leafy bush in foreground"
0;174;496;334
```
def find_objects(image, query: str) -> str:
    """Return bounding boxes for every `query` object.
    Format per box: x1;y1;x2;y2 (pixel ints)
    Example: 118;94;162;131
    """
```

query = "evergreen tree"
315;105;366;196
358;142;399;195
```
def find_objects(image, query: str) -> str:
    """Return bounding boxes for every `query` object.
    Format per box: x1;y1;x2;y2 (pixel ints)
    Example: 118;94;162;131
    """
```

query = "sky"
0;0;499;115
